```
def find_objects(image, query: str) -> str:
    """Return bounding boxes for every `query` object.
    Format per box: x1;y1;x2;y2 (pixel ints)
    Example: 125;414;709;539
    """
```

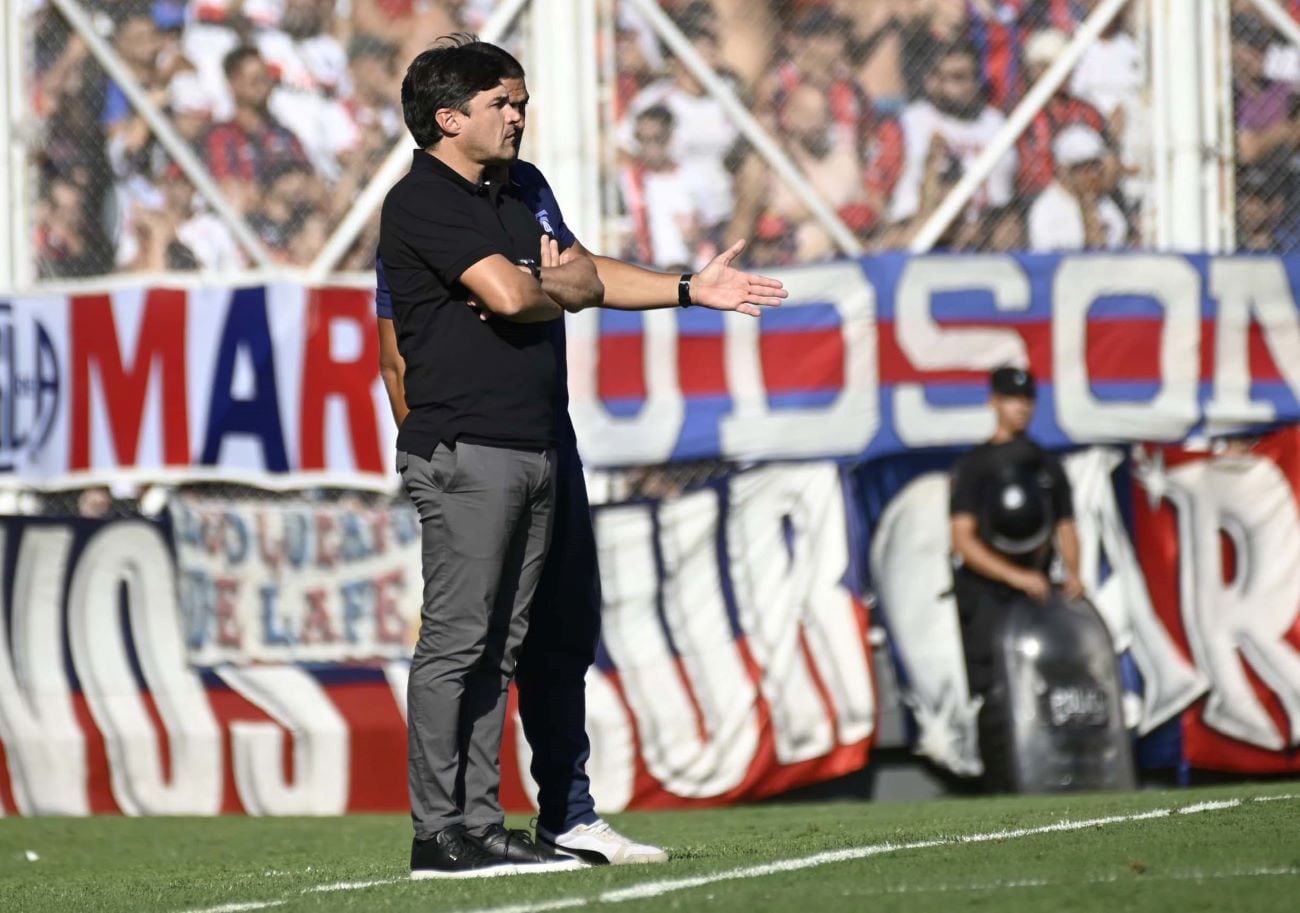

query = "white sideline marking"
1177;799;1240;814
838;864;1300;897
177;903;285;913
304;878;403;892
462;795;1283;913
173;793;1293;913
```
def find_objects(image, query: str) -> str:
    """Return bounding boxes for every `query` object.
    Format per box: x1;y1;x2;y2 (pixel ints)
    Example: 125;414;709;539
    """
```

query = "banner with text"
172;498;423;665
4;253;1300;484
0;463;874;816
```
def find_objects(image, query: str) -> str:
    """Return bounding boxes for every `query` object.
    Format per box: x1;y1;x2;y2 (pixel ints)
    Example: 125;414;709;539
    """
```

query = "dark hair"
349;33;398;64
223;45;262;80
636;104;675;131
401;34;525;147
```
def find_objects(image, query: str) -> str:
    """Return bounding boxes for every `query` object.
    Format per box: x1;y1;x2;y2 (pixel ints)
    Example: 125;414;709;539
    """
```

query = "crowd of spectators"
24;0;1300;279
611;0;1149;268
30;0;464;277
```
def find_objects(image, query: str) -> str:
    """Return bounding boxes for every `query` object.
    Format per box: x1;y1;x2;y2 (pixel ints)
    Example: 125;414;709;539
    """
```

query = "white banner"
172;498;423;665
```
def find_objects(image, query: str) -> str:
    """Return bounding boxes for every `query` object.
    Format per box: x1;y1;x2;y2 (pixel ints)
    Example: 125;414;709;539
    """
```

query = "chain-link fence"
14;0;1300;283
1231;0;1300;253
21;0;518;280
605;0;1153;266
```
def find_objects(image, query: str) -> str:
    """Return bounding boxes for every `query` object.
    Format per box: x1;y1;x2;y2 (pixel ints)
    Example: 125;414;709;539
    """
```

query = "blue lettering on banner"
200;287;289;471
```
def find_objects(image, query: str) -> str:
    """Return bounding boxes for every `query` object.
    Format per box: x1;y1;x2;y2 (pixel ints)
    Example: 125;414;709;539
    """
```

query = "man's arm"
377;317;409;426
537;233;604;312
951;513;1051;603
459;254;564;323
564;239;786;316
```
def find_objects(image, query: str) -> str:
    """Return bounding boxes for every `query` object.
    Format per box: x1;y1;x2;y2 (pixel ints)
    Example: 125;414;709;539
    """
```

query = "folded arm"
460;253;564;323
537;233;604;312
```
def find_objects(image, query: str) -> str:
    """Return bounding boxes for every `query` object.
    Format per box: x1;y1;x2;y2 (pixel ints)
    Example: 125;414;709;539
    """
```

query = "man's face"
231;57;273;110
118;16;161;70
1239;190;1282;238
930;53;981;118
781;85;834;158
282;0;326;39
353;52;396;101
795;29;847;75
453;82;525;164
633;116;673;168
501;77;529;154
1233;40;1266;84
993;393;1035;434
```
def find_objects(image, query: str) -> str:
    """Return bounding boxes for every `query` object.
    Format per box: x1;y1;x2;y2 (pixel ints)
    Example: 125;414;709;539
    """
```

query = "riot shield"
982;591;1136;793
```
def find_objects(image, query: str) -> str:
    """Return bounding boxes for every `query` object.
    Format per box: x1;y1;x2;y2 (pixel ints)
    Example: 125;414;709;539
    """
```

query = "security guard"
948;366;1083;781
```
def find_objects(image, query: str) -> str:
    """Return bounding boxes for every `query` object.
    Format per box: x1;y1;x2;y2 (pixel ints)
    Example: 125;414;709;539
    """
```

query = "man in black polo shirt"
948;366;1084;782
379;42;581;879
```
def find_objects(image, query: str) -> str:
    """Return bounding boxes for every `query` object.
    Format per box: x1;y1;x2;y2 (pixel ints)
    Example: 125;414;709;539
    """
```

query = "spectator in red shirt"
1015;29;1119;197
202;46;313;214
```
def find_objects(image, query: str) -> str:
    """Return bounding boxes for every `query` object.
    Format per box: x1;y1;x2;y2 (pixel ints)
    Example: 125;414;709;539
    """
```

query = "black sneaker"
410;824;516;880
475;824;585;872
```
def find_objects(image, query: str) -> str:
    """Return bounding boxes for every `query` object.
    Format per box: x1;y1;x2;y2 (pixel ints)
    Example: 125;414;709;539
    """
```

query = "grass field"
3;781;1298;913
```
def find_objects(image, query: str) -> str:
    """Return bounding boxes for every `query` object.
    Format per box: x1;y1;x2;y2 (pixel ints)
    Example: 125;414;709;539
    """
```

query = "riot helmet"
980;460;1056;562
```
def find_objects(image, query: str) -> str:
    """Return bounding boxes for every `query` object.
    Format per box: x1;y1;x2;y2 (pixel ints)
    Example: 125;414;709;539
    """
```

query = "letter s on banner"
66;522;223;815
0;527;88;815
1053;256;1201;442
721;261;879;460
218;665;349;815
893;255;1030;448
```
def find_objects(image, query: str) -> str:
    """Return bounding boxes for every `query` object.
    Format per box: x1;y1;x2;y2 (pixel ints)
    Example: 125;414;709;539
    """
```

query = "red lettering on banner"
301;589;337;644
373;569;408;645
299;289;382;473
70;290;190;469
256;514;283;571
598;335;647;400
214;577;242;648
760;330;845;392
316;511;339;568
367;509;388;554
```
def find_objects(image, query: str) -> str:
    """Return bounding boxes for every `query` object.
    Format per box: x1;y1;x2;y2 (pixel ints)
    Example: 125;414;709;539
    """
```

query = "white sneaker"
536;818;668;865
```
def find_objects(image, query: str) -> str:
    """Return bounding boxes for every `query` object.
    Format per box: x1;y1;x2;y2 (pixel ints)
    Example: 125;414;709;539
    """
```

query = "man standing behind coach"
380;42;591;879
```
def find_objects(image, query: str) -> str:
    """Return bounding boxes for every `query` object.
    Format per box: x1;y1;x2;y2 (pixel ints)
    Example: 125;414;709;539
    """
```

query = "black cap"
990;366;1036;398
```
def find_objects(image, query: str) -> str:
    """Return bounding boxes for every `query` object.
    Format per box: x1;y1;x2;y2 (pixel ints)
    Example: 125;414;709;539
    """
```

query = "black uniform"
949;434;1073;695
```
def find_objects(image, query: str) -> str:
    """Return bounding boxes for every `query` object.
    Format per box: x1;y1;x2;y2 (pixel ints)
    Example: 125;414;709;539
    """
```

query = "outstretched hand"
691;239;788;317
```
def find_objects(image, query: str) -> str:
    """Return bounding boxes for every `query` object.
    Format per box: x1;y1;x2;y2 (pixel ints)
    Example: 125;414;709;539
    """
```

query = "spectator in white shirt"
1070;15;1146;196
620;106;700;270
1028;125;1128;251
890;42;1017;224
621;22;740;235
258;0;358;182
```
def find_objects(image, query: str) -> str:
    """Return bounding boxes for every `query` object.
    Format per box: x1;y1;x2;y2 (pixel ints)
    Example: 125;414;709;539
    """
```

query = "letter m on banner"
70;291;190;470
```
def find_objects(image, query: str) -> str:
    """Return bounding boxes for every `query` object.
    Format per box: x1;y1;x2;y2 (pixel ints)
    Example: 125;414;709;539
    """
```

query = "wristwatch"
678;273;695;308
517;258;541;281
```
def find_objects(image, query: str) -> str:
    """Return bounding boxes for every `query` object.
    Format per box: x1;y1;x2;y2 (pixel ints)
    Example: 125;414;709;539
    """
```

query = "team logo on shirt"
535;209;556;235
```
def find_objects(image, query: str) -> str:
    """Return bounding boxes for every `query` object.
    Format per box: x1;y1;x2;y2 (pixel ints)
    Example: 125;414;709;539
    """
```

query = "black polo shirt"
379;150;555;458
949;435;1072;522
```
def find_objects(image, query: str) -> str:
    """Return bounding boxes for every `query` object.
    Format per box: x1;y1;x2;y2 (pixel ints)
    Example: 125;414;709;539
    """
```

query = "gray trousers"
397;442;556;837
